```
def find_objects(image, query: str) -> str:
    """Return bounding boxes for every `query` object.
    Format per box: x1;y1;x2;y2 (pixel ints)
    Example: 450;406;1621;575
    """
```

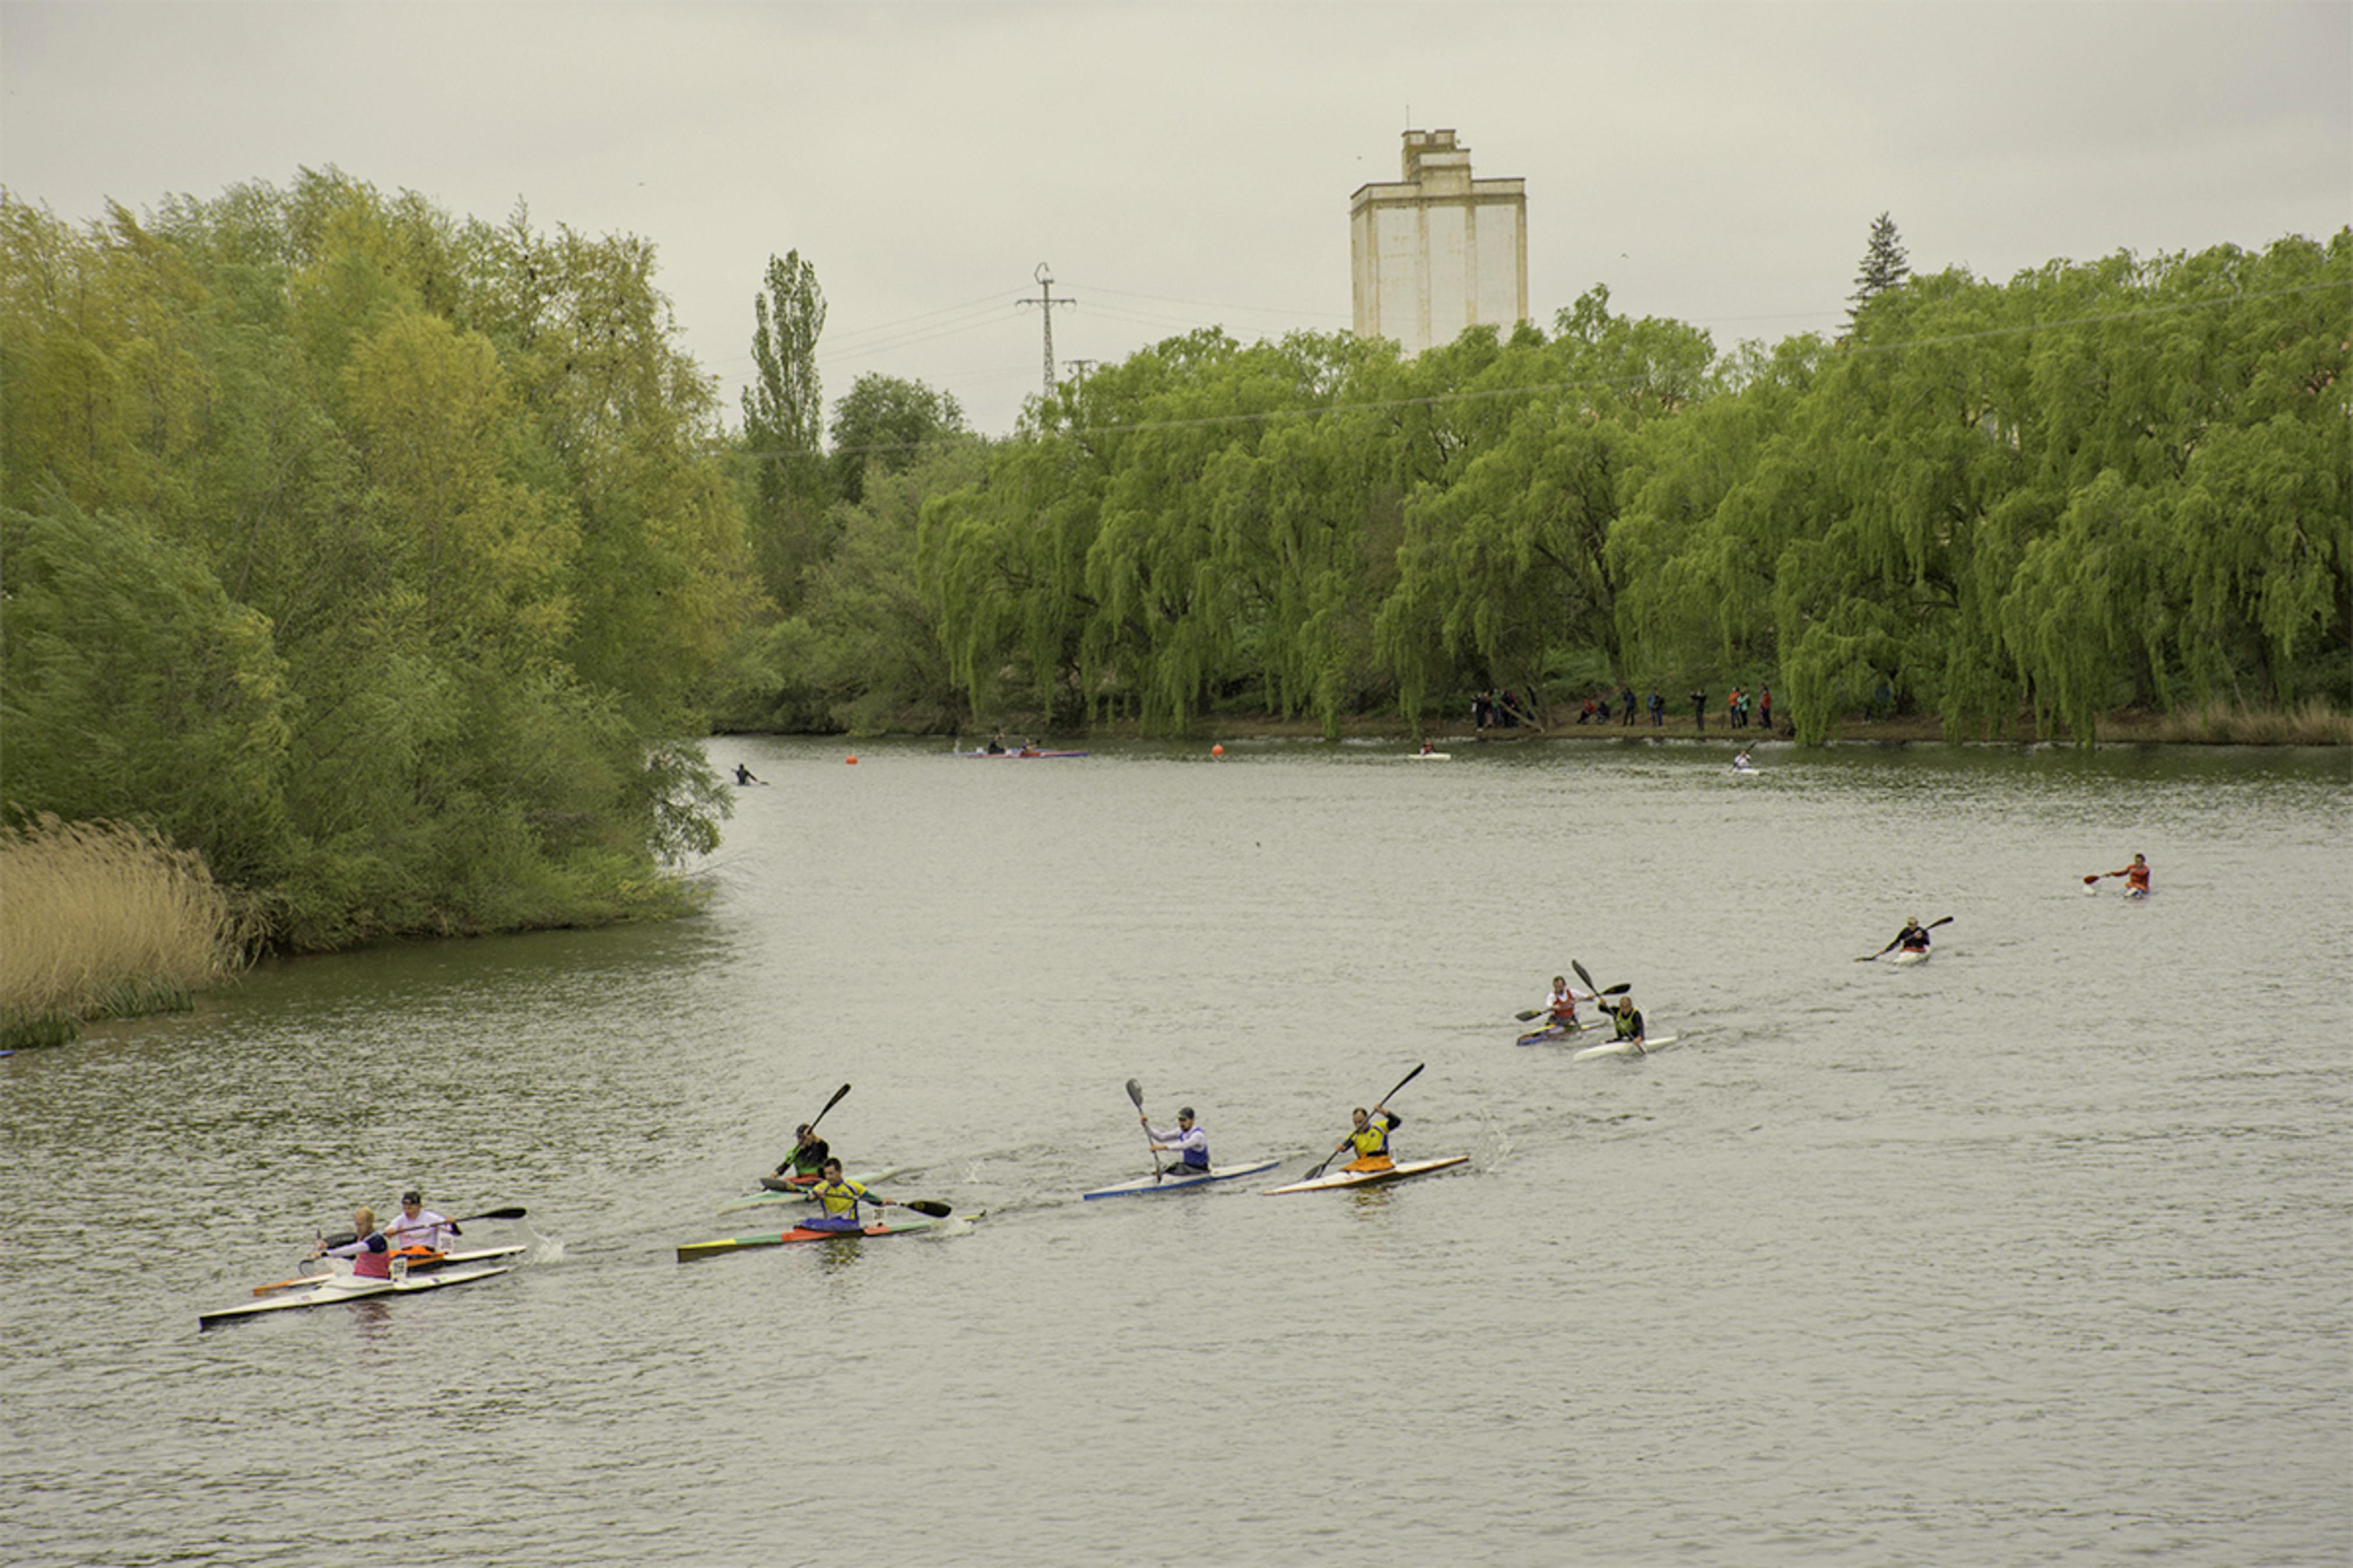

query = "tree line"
742;226;2346;746
5;172;2344;954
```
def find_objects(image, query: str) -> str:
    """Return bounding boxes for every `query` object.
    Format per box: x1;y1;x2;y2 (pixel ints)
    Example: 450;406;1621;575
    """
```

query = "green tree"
829;372;966;505
741;250;828;611
1848;211;1911;332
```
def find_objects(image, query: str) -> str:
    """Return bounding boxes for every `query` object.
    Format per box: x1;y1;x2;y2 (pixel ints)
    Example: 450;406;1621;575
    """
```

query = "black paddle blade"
1602;983;1631;995
1572;960;1599;996
1513;1009;1542;1022
1124;1078;1145;1110
902;1200;953;1218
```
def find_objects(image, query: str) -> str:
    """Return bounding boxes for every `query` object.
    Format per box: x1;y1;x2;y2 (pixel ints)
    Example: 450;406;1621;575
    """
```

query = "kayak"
1081;1158;1280;1199
1408;752;1451;761
677;1217;942;1261
247;1244;527;1296
1264;1155;1470;1195
1889;947;1932;965
954;749;1088;760
1571;1033;1680;1062
1516;1019;1600;1046
729;1167;912;1213
200;1261;512;1329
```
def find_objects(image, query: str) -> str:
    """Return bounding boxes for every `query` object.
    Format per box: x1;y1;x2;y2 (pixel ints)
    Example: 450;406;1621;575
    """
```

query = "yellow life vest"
811;1178;869;1218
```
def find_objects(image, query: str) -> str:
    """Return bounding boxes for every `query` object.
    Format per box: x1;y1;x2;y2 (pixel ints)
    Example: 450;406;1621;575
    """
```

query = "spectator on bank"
1691;691;1706;732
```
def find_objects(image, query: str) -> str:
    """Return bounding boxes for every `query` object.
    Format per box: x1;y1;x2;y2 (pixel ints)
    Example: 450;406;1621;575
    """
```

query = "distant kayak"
1571;1033;1680;1062
1264;1155;1469;1195
1889;947;1931;966
1082;1158;1280;1199
955;749;1088;760
1408;751;1452;761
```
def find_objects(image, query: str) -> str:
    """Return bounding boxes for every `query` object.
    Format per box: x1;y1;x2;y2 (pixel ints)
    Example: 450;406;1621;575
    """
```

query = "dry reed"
2142;699;2353;746
0;815;248;1047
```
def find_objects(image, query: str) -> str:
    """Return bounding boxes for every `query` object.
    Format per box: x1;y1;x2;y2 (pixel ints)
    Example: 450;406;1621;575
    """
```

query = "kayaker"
1542;975;1581;1025
1141;1107;1210;1174
384;1190;457;1253
985;730;1007;754
1733;749;1752;771
803;1158;904;1232
1872;917;1930;958
1607;994;1647;1051
773;1123;831;1183
2091;854;2152;895
1329;1105;1403;1174
311;1208;393;1279
733;762;760;785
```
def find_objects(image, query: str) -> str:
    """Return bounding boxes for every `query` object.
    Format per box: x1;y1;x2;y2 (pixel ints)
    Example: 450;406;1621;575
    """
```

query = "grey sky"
3;1;2347;438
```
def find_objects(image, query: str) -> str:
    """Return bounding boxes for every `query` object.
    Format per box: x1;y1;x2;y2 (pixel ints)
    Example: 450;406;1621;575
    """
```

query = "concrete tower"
1350;129;1528;355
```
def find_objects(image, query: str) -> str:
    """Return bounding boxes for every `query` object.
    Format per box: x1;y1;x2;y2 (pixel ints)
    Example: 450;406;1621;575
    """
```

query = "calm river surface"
5;737;2347;1566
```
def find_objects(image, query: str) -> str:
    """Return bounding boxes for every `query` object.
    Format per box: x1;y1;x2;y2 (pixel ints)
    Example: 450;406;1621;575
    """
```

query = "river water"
3;737;2347;1566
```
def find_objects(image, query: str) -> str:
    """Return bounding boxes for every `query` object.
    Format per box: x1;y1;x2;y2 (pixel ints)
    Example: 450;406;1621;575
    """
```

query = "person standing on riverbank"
1649;692;1664;727
1759;688;1773;733
1621;685;1636;725
1691;691;1706;732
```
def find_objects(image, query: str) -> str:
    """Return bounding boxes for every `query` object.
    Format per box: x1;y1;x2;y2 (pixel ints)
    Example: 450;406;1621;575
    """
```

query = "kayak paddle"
319;1204;527;1251
1125;1078;1165;1179
896;1200;954;1218
1303;1062;1424;1181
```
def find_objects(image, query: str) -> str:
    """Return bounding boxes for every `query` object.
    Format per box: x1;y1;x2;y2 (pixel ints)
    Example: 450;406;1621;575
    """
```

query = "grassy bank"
0;816;249;1050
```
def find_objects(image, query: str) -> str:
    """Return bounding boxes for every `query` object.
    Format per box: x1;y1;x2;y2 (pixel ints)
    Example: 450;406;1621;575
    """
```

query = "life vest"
1348;1122;1390;1158
351;1235;391;1279
811;1178;869;1218
1613;1007;1642;1041
1900;927;1929;951
2125;864;2150;892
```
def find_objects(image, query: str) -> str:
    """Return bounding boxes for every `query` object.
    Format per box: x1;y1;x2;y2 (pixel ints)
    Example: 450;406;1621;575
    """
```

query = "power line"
1018;262;1077;397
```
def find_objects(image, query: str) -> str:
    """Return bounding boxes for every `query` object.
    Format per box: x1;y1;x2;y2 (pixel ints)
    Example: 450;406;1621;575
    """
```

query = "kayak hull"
1571;1033;1680;1062
250;1244;526;1295
1889;947;1931;965
1264;1155;1470;1195
1516;1019;1600;1046
200;1263;511;1328
954;750;1088;759
677;1217;940;1261
1082;1158;1280;1199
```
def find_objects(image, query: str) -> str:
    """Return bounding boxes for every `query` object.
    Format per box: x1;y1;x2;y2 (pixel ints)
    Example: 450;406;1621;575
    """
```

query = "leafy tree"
741;250;828;610
829;373;966;505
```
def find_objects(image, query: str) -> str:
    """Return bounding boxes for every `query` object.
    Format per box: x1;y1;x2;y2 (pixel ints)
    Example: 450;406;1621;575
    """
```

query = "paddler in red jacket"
1328;1105;1402;1173
1542;976;1582;1025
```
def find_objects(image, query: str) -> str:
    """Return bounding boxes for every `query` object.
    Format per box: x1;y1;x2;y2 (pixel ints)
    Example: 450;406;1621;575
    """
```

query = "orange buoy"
1211;744;1225;757
845;754;859;765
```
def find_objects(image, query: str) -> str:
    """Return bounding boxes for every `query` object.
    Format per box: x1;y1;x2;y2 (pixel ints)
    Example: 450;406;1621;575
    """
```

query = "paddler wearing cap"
773;1122;831;1183
1141;1107;1211;1175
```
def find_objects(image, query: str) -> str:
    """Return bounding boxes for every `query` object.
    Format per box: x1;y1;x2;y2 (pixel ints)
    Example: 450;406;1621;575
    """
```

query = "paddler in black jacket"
1329;1104;1402;1173
773;1123;831;1184
1607;994;1647;1051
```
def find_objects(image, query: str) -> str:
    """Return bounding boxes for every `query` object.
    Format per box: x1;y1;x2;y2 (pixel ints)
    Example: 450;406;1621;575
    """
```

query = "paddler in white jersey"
1541;975;1582;1026
384;1190;456;1253
804;1158;910;1232
1141;1107;1210;1175
1328;1104;1402;1174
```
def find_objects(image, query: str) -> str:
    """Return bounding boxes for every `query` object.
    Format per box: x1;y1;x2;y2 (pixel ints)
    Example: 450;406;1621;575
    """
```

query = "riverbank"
1073;701;2352;747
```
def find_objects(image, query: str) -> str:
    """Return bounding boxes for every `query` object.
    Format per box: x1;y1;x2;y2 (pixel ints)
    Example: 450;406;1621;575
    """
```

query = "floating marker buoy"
845;754;859;765
1211;744;1225;757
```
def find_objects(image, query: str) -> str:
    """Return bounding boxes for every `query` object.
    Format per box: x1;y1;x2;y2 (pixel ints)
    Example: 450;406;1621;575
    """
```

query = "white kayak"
1571;1033;1680;1062
719;1168;913;1215
1082;1158;1281;1199
200;1260;512;1328
1408;751;1452;761
1264;1155;1469;1195
1889;947;1931;965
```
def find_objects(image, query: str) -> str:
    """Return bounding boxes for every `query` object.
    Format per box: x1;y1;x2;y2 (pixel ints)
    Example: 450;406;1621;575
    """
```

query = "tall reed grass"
2142;698;2353;746
0;816;249;1049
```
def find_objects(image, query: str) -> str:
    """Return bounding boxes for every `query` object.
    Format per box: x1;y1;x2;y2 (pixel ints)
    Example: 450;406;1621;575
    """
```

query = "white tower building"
1350;129;1528;355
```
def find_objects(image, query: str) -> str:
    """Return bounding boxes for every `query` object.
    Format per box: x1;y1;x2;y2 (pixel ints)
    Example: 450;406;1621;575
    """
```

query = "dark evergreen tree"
1847;212;1912;328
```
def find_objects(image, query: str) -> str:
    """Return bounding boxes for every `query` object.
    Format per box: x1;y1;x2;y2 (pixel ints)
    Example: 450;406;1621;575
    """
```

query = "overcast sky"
3;1;2347;438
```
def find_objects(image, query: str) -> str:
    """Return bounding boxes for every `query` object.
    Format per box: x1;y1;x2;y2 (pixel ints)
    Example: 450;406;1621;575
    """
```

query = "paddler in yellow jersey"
1327;1104;1403;1174
803;1158;908;1232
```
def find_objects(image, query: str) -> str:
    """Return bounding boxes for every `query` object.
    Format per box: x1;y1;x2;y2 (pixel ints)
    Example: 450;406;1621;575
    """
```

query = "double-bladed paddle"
1858;915;1953;961
318;1204;528;1251
1124;1078;1165;1179
761;1082;853;1184
1303;1062;1425;1181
